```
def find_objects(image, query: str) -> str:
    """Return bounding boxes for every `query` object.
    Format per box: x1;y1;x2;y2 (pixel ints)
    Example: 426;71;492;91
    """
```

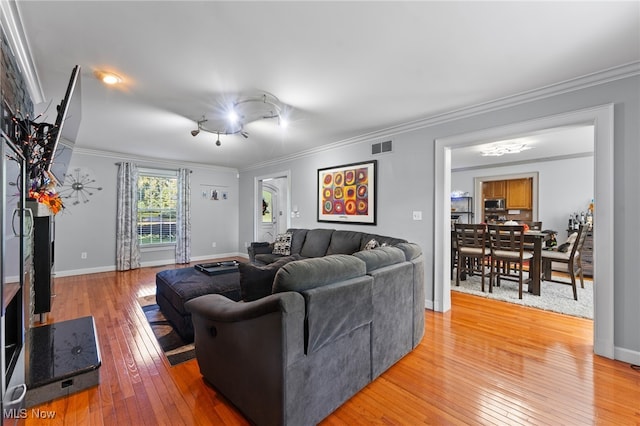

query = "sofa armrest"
185;291;303;323
247;241;273;262
185;292;306;425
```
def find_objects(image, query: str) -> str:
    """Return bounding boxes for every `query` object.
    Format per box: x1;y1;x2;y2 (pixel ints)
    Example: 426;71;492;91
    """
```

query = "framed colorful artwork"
317;160;377;225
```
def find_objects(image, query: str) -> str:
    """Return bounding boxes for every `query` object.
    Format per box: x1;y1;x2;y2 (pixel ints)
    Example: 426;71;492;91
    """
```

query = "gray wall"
238;75;640;360
451;155;595;235
54;150;240;275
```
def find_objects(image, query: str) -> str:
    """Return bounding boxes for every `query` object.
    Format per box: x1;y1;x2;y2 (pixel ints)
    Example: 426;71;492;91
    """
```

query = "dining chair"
521;221;543;251
541;224;588;300
454;223;491;292
523;221;543;231
487;224;533;299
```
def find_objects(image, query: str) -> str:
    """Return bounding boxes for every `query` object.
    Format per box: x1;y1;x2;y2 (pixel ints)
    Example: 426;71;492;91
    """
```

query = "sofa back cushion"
287;228;309;255
394;242;422;261
238;255;302;301
272;254;366;294
299;228;334;258
326;230;365;255
353;246;406;272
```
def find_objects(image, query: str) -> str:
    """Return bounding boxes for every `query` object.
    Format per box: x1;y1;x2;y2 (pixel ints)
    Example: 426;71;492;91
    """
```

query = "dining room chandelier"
480;142;532;157
190;92;290;146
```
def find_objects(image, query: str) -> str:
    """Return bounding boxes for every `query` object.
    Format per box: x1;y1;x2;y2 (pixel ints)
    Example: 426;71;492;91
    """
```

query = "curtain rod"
114;162;192;173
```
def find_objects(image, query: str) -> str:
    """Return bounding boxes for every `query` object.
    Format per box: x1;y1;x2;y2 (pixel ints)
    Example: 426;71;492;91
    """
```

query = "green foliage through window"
137;173;178;245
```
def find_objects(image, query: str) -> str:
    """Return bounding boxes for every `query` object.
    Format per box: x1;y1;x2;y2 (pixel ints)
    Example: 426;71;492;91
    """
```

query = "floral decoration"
28;171;64;215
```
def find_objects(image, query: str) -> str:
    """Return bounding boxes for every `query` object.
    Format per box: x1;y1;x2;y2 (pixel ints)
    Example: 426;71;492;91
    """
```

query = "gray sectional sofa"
186;228;425;426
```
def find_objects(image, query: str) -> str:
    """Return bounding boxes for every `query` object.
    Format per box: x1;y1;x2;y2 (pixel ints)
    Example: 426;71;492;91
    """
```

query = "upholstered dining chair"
541;224;588;301
487;224;533;299
454;223;491;292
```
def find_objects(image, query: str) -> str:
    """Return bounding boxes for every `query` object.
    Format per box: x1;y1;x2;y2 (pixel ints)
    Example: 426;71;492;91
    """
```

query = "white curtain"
116;162;140;271
175;168;191;264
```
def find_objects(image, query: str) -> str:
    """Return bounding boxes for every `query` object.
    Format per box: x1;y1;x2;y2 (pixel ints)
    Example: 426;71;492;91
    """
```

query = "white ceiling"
451;124;595;170
13;1;640;170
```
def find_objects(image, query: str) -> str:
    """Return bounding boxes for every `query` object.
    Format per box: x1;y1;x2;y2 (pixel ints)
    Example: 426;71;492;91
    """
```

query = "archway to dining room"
434;105;614;359
450;135;594;321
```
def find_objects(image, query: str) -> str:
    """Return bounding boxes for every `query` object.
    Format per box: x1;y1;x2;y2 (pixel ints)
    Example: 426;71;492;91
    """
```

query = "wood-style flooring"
20;259;640;425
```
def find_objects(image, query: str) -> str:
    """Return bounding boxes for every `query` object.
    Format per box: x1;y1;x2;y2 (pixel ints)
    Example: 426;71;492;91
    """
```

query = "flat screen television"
44;65;81;185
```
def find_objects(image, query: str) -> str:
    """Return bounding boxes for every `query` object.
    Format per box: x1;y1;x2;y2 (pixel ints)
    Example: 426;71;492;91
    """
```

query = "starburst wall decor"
58;168;102;205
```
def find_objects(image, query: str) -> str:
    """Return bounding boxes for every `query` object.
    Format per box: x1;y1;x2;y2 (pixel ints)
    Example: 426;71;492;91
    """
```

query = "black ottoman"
155;267;241;342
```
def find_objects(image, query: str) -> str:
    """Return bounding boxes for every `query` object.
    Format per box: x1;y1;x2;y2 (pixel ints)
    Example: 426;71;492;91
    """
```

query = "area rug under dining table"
451;274;594;319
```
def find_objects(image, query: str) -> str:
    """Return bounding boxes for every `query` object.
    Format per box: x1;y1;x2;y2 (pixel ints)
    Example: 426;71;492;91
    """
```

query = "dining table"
452;229;551;296
523;231;551;296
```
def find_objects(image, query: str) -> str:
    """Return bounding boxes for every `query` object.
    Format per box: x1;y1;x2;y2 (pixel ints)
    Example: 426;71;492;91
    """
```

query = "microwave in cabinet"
484;199;505;211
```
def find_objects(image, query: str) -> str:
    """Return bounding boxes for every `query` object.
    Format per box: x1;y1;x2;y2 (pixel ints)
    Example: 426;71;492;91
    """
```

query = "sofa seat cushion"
353;246;406;272
254;252;288;265
238;255;302;301
272;254;366;293
299;228;334;258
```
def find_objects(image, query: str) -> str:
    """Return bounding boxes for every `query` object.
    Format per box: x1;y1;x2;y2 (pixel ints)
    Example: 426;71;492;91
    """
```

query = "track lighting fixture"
190;92;290;146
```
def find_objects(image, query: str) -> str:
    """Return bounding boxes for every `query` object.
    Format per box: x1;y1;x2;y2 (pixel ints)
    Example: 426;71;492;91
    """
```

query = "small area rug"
138;294;195;366
451;274;594;319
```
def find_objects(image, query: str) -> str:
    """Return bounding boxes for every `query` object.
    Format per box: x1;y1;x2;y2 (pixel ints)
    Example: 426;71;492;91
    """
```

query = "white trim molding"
435;104;615;360
0;0;44;103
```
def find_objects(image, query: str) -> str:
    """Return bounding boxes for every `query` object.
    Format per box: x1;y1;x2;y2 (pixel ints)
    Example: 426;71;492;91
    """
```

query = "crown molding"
73;147;239;174
0;0;44;103
242;61;640;172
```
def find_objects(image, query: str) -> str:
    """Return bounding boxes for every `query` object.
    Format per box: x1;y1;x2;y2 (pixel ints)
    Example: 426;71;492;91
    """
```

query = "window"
137;169;177;245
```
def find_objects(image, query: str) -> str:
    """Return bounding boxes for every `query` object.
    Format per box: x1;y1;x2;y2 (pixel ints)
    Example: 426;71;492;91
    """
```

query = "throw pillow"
558;232;578;253
238;255;299;301
272;232;293;255
364;238;379;250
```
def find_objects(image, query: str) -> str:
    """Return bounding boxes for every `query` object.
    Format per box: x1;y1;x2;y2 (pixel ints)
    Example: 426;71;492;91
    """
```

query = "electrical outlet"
212;242;217;248
81;252;87;259
412;211;422;220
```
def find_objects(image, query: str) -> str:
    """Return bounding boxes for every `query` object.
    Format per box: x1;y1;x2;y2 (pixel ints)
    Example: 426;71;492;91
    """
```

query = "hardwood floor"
21;259;639;425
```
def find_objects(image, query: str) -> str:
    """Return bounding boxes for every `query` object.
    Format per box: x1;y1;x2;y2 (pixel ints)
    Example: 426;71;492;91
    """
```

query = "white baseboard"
54;265;116;278
614;346;640;366
54;252;249;277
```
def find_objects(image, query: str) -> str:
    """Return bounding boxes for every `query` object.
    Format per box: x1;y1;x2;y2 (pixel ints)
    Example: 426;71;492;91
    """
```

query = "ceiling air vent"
372;140;392;155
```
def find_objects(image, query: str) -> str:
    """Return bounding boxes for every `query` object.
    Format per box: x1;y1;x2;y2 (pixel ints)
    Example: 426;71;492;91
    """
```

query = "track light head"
191;129;200;137
216;133;221;146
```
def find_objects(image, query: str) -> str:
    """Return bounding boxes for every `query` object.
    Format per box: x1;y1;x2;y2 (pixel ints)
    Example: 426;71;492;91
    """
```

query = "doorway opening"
435;105;614;359
254;172;291;243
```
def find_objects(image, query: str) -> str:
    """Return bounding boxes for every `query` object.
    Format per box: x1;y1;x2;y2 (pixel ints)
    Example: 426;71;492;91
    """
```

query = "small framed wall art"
317;160;377;225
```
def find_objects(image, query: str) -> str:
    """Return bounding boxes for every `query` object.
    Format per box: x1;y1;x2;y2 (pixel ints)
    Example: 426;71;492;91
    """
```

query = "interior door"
259;185;277;242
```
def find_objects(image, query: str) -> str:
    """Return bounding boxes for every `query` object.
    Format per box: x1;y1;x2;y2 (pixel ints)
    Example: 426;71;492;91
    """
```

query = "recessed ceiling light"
94;70;122;85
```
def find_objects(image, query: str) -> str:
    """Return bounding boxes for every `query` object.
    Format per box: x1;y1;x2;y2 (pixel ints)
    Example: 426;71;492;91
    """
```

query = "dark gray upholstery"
299;228;334;258
353;246;406;272
326;230;365;255
248;227;409;265
273;254;366;293
189;229;424;425
155;268;241;342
